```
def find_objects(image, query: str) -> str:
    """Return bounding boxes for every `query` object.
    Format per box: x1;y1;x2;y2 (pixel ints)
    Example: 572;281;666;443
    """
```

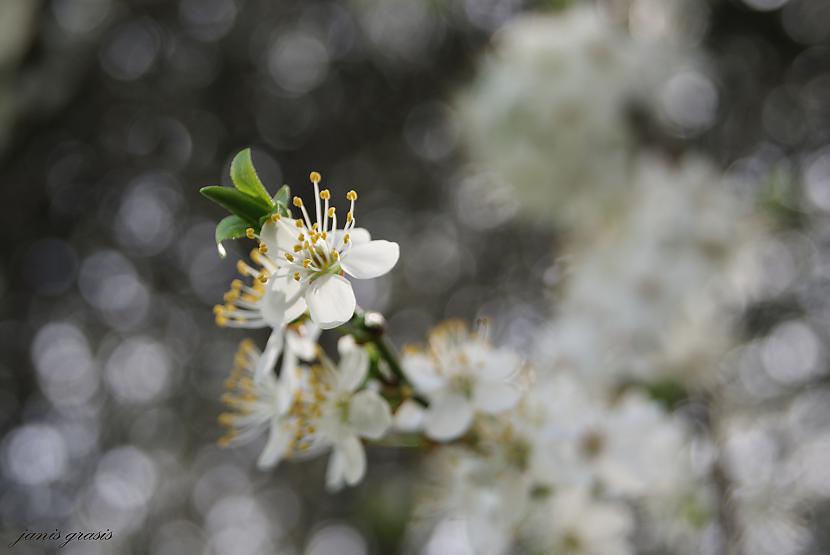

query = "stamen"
246;228;255;239
346;190;357;201
258;243;268;254
293;272;301;281
320;189;331;200
285;253;295;262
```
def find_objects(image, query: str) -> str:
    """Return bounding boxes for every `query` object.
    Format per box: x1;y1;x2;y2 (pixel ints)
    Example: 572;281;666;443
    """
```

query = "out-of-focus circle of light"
23;238;77;295
404;102;459;161
463;0;521;31
804;147;830;212
99;19;161;81
179;0;237;42
114;173;181;256
32;322;100;408
2;424;68;485
658;70;719;135
79;250;150;330
455;173;519;230
362;0;438;64
782;0;830;45
741;0;790;11
761;320;823;385
268;31;330;95
192;463;252;516
105;337;173;404
90;447;157;531
150;520;206;555
306;524;367;555
207;495;273;555
52;0;112;35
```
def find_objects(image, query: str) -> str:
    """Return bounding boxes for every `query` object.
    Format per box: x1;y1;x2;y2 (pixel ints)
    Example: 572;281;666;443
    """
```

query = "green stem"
372;334;406;384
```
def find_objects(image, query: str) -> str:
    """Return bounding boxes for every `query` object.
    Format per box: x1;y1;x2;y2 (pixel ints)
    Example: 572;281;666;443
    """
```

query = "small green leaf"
200;186;272;225
214;215;250;258
216;214;250;243
230;148;274;207
273;184;290;207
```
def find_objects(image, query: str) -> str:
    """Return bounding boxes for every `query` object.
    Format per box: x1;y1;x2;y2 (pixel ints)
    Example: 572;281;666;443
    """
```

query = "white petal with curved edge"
473;381;521;413
348;390;392;439
337;341;369;392
401;353;446;394
260;218;300;254
260;276;307;328
340;240;400;279
255;329;284;383
424;392;475;441
257;416;290;469
326;435;366;490
306;274;356;329
325;444;346;490
332;227;371;246
394;399;425;432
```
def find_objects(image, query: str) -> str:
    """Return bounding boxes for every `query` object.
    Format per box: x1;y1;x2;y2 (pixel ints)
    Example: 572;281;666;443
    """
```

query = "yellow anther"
297;233;305;241
250;249;261;262
241;338;255;350
293;197;303;207
331;250;339;260
320;189;331;200
258;243;268;254
293;272;301;282
346;190;357;201
327;206;336;217
285;253;295;262
270;213;281;223
257;271;269;283
346;211;354;223
295;219;305;228
321;231;328;240
231;279;243;290
343;233;350;244
223;290;240;302
246;228;255;239
311;222;319;231
218;413;236;426
213;305;224;315
216;315;228;327
293;244;302;252
310;171;321;184
303;259;312;268
236;260;247;274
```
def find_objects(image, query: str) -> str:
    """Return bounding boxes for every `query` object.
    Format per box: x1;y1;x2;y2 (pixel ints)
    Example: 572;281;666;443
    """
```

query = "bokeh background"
1;0;830;554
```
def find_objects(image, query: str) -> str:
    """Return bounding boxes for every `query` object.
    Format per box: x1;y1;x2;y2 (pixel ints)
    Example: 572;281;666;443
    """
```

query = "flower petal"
340;240;400;279
332;227;371;246
306;274;356;329
348;390;392;439
424;392;475;441
260;218;300;254
473;381;521;413
326;435;366;490
255;329;283;383
261;276;307;328
337;338;369;392
401;353;446;394
394;399;425;432
257;416;291;469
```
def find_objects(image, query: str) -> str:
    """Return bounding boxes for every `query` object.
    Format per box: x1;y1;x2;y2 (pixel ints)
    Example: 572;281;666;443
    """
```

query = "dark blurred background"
1;0;830;554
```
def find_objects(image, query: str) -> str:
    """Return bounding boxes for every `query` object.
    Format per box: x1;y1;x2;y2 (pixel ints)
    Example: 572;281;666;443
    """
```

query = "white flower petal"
260;218;300;254
424;392;475;441
261;276;307;328
473;381;521;413
394;399;425;432
338;343;370;392
348;390;392;439
401;353;446;394
255;329;283;383
306;274;356;329
340;240;400;279
326;435;366;491
333;227;371;245
257;416;291;469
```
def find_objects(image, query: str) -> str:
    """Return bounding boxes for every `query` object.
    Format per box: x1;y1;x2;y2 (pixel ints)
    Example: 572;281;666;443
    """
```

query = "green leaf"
273;184;290;206
214;215;250;258
230;148;273;207
215;214;250;243
200;186;272;225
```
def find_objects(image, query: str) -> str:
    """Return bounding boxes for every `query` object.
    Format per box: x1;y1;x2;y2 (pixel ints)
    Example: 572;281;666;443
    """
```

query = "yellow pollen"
293;197;303;207
223;290;240;302
236;260;247;274
285;253;295;262
303;259;312;268
297;233;305;241
321;231;328;240
218;413;236;426
257;272;269;283
346;211;353;223
312;222;319;231
213;305;224;315
295;219;305;228
270;213;281;223
309;171;321;184
293;244;302;253
258;243;268;254
327;207;335;217
343;234;350;244
331;250;339;260
346;190;357;201
231;279;243;290
293;272;301;281
320;189;331;200
245;228;255;239
215;315;228;327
